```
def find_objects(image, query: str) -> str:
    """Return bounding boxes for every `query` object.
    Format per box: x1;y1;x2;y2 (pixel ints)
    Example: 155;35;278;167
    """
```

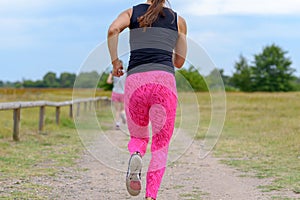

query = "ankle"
134;151;141;156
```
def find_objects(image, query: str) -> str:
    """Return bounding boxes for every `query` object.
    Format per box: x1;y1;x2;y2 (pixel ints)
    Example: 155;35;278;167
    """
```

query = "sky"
0;0;299;82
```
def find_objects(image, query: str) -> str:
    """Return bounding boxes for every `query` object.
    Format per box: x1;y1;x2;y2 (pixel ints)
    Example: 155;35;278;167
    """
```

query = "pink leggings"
124;71;177;199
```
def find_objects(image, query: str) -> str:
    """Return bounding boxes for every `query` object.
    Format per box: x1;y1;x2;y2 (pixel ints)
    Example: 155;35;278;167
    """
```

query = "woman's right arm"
173;15;187;69
107;8;132;76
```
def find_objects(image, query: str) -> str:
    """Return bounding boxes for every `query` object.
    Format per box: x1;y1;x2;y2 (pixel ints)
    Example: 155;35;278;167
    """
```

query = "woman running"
106;61;126;129
107;0;187;199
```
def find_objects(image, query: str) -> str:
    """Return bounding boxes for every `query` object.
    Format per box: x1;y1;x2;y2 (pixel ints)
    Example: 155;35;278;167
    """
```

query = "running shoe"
115;122;120;130
126;152;142;196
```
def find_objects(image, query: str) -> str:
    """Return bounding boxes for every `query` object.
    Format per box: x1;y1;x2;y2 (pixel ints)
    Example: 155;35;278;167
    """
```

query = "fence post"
89;101;92;111
0;98;103;139
94;100;97;110
39;106;45;132
84;102;87;112
56;106;60;125
13;108;21;141
69;104;73;118
93;100;97;110
76;103;80;117
106;98;110;106
97;100;100;110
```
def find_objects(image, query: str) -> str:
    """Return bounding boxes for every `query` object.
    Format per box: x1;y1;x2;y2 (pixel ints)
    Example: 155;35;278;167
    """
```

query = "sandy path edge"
47;130;299;200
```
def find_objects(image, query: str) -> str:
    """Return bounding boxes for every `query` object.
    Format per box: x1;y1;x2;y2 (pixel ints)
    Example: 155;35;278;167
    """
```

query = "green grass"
179;190;208;200
0;128;81;198
213;92;300;195
0;88;109;199
1;89;300;198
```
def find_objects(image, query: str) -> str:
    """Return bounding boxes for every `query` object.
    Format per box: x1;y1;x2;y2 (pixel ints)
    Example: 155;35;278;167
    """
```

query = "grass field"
0;88;299;199
214;92;300;196
0;88;110;199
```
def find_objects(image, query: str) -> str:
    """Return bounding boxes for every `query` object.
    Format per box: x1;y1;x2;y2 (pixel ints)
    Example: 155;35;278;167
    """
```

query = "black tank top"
127;4;178;75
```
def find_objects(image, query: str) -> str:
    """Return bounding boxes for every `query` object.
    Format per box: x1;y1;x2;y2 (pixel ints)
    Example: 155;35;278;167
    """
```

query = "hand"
112;59;124;77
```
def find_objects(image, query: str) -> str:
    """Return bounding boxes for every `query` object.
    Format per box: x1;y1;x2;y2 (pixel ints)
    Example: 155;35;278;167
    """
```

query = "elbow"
107;25;120;38
173;56;186;69
174;61;185;69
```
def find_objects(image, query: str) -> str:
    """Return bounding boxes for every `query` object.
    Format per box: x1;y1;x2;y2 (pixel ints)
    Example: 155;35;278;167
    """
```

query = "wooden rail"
0;97;110;141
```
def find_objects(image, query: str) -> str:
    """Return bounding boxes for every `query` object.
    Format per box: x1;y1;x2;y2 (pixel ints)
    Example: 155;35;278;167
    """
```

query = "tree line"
0;72;76;88
1;44;299;92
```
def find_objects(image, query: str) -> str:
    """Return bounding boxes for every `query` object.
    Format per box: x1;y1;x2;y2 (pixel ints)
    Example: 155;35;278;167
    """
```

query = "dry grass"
0;88;110;199
0;89;299;198
215;92;300;194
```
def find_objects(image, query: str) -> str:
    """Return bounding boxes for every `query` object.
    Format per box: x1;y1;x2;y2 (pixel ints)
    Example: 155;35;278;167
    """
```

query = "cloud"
177;0;300;16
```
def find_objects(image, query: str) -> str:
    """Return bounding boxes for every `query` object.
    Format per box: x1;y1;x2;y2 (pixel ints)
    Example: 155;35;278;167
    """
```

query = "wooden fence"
0;97;110;141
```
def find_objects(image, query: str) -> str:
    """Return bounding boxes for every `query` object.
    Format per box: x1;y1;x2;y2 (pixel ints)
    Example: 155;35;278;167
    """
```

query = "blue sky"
0;0;299;81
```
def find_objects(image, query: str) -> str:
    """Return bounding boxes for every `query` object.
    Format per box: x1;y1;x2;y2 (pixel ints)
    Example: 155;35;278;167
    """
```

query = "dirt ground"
1;129;299;200
42;128;299;200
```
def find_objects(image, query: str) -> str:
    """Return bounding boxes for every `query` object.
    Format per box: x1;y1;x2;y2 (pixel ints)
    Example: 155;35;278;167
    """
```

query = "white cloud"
176;0;300;16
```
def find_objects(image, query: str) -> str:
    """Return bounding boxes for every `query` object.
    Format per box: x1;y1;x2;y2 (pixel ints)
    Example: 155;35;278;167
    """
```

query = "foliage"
176;66;208;92
230;55;253;92
290;76;300;91
43;72;60;88
59;72;76;88
74;71;99;88
98;72;113;91
15;72;77;88
1;43;299;92
252;44;295;91
231;44;296;92
206;68;234;91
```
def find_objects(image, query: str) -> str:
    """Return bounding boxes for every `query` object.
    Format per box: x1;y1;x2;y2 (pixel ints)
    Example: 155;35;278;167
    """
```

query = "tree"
290;76;300;91
43;72;59;88
23;80;37;88
98;72;113;91
206;68;235;91
252;44;295;91
75;71;99;88
231;45;295;92
59;72;76;88
14;81;22;88
176;66;208;92
230;55;253;91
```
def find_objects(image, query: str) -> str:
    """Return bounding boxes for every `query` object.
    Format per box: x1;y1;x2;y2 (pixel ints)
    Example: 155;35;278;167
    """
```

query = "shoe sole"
126;154;142;196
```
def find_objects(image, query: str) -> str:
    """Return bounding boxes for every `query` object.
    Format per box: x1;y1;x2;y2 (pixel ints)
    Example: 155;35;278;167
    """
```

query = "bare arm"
173;15;187;69
107;8;132;77
106;73;113;84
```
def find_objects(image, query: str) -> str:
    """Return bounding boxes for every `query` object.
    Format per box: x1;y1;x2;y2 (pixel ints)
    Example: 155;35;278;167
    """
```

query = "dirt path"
45;129;299;200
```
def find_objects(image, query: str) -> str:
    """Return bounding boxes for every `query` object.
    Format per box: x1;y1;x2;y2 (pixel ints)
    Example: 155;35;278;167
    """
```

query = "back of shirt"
112;75;126;94
128;4;178;75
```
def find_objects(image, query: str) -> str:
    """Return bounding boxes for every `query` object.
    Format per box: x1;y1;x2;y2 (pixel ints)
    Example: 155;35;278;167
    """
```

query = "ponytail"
138;0;169;28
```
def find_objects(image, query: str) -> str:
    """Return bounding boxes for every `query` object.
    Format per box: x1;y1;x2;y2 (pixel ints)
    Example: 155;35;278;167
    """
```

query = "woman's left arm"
107;8;132;77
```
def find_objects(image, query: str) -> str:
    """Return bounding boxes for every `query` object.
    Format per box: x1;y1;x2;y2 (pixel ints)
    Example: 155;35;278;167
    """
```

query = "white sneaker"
126;152;142;196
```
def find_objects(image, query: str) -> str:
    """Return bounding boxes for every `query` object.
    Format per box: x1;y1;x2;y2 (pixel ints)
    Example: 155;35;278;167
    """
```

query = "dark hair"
138;0;172;28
